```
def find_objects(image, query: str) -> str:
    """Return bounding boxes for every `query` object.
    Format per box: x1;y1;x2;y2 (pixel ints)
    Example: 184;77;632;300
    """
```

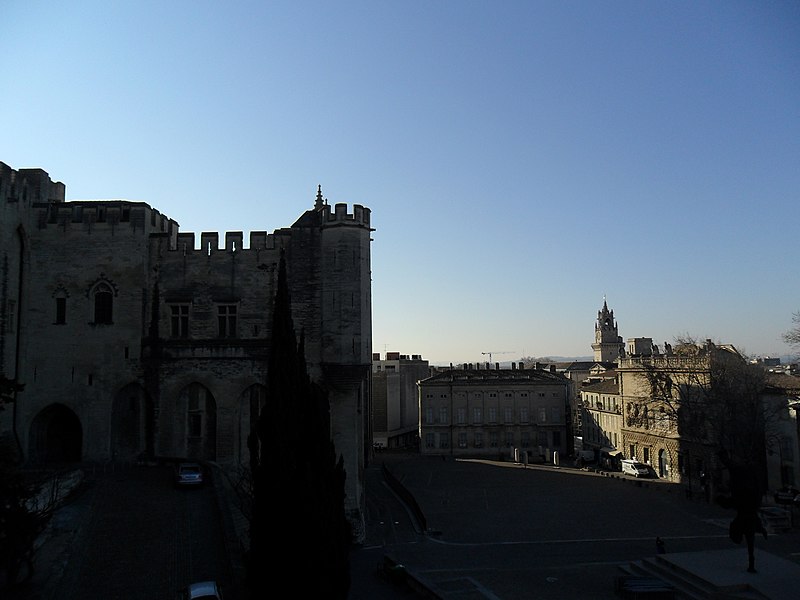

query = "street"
16;464;235;600
10;454;800;600
376;455;800;600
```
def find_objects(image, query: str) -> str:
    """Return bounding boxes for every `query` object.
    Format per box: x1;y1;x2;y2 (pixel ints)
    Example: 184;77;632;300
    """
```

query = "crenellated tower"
592;297;624;363
0;161;372;542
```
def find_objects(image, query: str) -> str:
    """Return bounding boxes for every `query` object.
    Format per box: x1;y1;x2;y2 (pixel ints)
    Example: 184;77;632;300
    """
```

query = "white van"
621;459;650;478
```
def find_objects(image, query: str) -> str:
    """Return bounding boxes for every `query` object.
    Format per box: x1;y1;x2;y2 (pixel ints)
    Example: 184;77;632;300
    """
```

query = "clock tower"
592;298;624;363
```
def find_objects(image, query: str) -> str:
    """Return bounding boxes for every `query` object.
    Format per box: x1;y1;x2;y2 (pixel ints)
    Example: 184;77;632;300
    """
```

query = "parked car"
621;459;650;478
174;462;204;487
773;486;800;505
180;581;223;600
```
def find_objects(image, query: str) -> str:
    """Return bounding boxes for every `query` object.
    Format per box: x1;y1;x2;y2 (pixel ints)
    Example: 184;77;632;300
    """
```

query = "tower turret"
592;297;624;362
315;184;324;210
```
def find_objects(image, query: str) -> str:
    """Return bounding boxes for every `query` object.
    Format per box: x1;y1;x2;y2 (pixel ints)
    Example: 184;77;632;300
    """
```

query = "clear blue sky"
3;1;798;366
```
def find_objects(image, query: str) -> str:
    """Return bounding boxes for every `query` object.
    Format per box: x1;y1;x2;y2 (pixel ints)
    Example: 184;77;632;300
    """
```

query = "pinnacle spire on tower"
315;184;324;210
593;297;624;362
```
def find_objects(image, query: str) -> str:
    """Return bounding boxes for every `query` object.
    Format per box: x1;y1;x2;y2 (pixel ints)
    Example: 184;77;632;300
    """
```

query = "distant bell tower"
592;297;624;363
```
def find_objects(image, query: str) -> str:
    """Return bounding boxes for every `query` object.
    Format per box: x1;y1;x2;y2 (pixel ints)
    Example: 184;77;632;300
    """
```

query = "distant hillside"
433;355;797;369
537;356;594;364
434;356;594;368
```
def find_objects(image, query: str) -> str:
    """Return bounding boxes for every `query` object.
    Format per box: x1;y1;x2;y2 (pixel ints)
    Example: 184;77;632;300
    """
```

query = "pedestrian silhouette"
715;450;767;573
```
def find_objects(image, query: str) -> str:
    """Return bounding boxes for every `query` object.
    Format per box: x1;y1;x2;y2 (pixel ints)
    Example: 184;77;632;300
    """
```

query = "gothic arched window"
94;282;113;324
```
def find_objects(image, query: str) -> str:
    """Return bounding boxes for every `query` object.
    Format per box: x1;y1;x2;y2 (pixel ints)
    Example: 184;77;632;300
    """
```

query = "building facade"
0;162;372;537
583;334;800;503
564;360;617;435
565;299;622;437
579;375;623;468
371;351;430;449
613;340;753;502
418;363;570;461
581;338;722;487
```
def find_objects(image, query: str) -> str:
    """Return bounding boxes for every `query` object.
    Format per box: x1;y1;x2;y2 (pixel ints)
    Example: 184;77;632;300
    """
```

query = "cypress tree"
248;250;351;597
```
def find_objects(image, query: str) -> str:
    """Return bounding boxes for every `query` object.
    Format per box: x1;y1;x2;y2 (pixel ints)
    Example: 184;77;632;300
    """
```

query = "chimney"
495;362;500;370
550;365;556;373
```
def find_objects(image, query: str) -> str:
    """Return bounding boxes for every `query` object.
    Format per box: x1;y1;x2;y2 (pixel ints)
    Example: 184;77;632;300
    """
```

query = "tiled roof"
581;378;620;394
764;372;800;393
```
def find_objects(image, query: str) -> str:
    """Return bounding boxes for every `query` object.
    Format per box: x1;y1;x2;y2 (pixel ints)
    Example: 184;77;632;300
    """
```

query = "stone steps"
618;555;768;600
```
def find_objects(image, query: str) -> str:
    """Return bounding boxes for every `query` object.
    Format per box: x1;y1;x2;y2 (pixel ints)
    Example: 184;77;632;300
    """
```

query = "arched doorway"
29;404;82;463
178;383;217;461
112;384;154;461
658;449;668;478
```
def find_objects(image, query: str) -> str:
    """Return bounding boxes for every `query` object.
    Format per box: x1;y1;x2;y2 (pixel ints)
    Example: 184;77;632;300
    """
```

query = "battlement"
36;200;177;235
174;230;281;253
1;161;66;204
169;201;372;253
321;202;371;227
4;163;373;256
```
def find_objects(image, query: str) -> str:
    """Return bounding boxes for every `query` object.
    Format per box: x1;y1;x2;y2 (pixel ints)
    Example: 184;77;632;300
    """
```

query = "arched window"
181;383;217;461
94;282;113;324
54;287;69;324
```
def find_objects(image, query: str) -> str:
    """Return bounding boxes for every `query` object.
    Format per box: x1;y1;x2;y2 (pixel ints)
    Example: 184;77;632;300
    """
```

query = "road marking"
426;534;729;546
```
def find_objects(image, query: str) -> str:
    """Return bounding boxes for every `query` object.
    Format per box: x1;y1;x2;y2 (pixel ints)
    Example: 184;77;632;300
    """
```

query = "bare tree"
784;311;800;354
519;356;555;366
0;439;61;589
631;337;771;475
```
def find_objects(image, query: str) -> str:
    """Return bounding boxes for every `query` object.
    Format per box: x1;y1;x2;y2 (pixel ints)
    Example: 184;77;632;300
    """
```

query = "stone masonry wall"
0;162;372;539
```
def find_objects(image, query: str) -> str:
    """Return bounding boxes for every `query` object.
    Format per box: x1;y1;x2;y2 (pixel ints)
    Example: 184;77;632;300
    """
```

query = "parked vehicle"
773;486;800;505
621;459;650;478
174;462;204;487
180;581;223;600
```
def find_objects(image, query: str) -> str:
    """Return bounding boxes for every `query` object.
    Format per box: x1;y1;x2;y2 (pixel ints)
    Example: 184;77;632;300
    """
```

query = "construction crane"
481;351;514;364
